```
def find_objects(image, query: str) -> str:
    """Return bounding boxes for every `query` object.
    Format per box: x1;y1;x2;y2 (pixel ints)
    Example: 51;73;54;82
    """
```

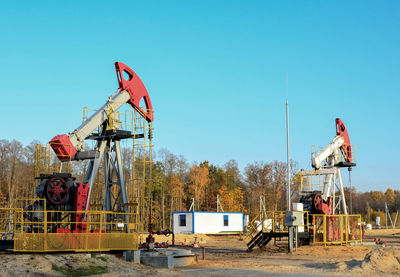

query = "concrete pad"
133;250;141;264
173;255;195;267
123;250;131;261
141;254;173;268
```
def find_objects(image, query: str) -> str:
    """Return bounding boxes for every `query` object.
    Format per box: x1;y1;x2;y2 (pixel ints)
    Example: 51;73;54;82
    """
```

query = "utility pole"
286;78;295;253
286;99;291;211
385;202;388;229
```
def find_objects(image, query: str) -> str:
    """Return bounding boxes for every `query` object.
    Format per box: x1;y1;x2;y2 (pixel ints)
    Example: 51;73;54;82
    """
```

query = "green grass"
52;264;108;276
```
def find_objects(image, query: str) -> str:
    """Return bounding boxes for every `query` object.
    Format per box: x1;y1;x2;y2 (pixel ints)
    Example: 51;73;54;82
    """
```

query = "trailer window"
179;214;186;227
223;215;229;226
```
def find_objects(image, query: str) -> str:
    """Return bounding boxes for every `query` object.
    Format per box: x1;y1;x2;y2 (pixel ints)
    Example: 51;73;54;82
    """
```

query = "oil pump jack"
27;62;153;233
250;118;359;252
285;118;356;252
298;118;356;216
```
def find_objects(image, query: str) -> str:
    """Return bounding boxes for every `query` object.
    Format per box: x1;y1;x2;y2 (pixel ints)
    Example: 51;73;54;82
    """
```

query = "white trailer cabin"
172;211;244;234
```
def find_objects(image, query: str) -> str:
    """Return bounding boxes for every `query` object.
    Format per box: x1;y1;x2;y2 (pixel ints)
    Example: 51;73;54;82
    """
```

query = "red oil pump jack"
299;118;356;241
26;62;154;234
300;118;355;215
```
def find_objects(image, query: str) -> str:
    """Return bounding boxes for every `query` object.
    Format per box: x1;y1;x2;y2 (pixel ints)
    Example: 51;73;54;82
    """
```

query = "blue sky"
0;1;399;192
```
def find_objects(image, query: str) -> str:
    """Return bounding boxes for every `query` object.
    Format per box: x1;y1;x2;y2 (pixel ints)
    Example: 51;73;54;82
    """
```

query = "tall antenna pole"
286;72;291;211
286;99;291;211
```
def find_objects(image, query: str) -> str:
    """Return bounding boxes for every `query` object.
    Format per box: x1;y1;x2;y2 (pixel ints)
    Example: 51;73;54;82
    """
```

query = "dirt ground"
1;229;400;276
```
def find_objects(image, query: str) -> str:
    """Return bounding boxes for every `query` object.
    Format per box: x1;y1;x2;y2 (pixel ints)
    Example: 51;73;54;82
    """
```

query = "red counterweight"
335;118;352;163
49;134;77;161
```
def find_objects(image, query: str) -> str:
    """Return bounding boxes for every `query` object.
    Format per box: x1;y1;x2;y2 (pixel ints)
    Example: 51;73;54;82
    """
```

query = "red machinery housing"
26;174;90;234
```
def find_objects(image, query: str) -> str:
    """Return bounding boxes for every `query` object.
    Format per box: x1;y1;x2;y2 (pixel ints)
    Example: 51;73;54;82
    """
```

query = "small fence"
35;144;72;178
243;211;362;246
243;211;309;241
0;199;138;252
0;208;20;240
312;214;362;246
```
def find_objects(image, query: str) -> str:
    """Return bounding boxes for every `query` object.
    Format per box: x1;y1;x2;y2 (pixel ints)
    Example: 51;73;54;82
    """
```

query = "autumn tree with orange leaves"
1;139;400;229
218;185;246;212
187;164;210;211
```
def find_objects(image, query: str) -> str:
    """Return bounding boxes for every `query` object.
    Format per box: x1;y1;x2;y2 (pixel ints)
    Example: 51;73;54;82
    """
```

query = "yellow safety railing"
244;211;361;247
1;198;138;252
311;214;362;246
241;213;262;240
0;208;21;240
269;211;310;233
82;106;134;133
270;211;287;232
299;171;325;193
132;108;153;233
15;210;138;252
35;144;72;178
244;211;310;236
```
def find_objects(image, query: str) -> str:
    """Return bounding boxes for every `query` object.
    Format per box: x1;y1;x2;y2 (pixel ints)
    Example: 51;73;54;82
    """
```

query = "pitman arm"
50;62;153;161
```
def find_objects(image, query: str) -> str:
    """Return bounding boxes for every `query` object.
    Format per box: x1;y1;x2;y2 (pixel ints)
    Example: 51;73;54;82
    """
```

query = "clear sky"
0;1;399;192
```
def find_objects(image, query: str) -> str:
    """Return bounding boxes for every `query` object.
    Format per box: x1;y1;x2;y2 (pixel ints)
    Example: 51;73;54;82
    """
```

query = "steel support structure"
84;129;129;215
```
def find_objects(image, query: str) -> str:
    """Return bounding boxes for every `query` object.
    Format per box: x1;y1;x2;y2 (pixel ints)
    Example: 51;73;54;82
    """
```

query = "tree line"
0;139;399;229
